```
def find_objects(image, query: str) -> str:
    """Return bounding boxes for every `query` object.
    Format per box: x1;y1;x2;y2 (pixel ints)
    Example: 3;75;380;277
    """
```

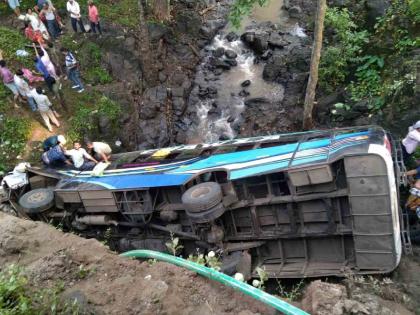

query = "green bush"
0;264;81;314
0;117;31;174
85;66;113;85
319;7;369;92
68;95;121;141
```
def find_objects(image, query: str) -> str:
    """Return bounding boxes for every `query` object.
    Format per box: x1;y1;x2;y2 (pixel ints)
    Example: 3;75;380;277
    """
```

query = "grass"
0;27;32;69
1;0;139;28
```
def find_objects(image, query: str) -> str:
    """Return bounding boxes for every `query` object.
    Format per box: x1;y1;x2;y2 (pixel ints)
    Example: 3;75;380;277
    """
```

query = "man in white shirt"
14;70;37;111
402;121;420;164
32;87;60;132
66;141;98;170
86;141;112;162
66;0;86;33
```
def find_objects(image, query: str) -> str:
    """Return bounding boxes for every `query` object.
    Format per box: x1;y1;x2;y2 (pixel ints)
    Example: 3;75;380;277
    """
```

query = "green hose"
121;249;309;315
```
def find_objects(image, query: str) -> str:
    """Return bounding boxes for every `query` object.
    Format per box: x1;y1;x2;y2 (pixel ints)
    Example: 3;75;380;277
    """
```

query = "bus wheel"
182;182;223;213
19;188;55;214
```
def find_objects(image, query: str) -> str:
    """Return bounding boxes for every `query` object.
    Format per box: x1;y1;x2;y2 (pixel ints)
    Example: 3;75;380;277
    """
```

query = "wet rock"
239;90;250;97
241;31;269;54
263;56;287;81
225;59;238;67
288;6;302;19
201;19;226;40
268;33;289;48
261;50;273;60
225;32;239;42
241;80;251;87
213;68;224;76
213;47;225;58
225;50;237;59
62;290;89;312
211;59;231;70
245;98;270;107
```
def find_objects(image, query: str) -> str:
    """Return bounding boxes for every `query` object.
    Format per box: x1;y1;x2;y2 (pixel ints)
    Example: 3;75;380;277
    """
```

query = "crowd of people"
1;0;104;132
41;134;112;171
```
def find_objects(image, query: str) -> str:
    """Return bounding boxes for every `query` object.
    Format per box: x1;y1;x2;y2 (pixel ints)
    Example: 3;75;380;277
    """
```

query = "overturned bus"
6;126;408;278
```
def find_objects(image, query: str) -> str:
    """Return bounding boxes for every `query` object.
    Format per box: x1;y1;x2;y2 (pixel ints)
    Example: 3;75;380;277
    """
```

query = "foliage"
0;116;31;174
187;251;221;271
252;267;268;290
67;94;121;142
321;0;419;116
229;0;269;28
276;279;306;301
348;55;385;109
165;232;183;256
0;264;81;314
0;27;32;69
319;7;369;92
85;66;113;85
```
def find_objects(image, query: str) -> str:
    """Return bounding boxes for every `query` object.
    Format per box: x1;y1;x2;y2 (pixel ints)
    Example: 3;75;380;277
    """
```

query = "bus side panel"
344;153;400;272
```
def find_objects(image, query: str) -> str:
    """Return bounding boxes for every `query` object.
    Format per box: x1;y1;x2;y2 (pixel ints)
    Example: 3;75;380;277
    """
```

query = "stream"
188;0;307;143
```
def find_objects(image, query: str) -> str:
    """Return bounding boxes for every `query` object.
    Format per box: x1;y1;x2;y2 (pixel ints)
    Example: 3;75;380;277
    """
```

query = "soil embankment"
0;212;276;315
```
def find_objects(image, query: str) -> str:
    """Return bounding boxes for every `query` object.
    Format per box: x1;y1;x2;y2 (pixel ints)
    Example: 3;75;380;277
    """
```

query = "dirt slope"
0;212;275;315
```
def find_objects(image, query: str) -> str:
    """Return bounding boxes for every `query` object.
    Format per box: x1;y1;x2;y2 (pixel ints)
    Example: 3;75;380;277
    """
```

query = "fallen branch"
199;4;217;16
188;43;200;57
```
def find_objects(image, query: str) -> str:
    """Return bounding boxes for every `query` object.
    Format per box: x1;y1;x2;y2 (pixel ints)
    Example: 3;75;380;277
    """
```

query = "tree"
302;0;327;130
150;0;171;21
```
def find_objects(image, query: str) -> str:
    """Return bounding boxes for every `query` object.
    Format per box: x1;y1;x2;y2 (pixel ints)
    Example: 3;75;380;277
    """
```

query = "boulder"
225;59;238;67
288;6;302;19
175;11;201;37
301;280;347;315
213;47;225;58
225;32;239;42
241;80;251;87
225;50;238;59
268;33;289;48
241;31;269;54
263;56;287;81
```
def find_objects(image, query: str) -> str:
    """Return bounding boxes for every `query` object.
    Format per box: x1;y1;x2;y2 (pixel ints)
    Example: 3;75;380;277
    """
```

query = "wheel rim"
27;191;48;203
191;187;211;199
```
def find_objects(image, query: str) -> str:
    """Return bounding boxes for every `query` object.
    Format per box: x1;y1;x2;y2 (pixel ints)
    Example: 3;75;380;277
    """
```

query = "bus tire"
19;188;55;214
182;182;223;213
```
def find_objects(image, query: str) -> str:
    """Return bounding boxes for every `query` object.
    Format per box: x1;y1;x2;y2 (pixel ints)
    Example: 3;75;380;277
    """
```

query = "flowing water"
191;0;307;143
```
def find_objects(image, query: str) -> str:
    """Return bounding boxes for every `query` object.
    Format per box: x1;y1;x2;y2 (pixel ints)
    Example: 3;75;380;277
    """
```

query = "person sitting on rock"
86;141;112;163
65;141;98;171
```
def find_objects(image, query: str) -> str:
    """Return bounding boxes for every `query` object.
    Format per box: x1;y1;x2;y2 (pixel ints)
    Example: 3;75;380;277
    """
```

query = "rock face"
365;0;391;26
